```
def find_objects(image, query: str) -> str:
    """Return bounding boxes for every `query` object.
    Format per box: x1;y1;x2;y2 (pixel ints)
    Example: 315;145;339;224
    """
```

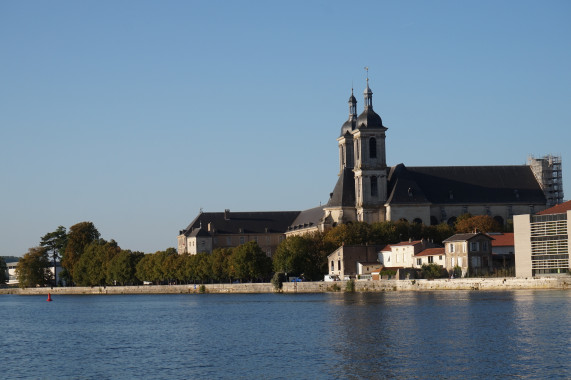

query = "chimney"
224;209;230;220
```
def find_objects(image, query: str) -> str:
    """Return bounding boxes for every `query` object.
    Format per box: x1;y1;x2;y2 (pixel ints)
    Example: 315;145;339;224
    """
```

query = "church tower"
324;76;388;227
353;77;388;223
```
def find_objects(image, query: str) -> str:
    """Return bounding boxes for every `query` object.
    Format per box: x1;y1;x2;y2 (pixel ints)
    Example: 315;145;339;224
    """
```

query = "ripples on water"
1;290;569;379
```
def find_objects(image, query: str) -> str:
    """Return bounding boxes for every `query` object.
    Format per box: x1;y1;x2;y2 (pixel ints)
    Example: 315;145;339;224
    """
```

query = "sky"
1;0;570;257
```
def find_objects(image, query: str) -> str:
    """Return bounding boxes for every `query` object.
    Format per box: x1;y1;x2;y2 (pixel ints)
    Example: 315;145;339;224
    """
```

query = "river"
1;290;569;379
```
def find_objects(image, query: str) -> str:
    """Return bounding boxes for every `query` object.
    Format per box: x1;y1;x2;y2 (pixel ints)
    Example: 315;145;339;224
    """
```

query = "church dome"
340;119;356;136
356;108;384;129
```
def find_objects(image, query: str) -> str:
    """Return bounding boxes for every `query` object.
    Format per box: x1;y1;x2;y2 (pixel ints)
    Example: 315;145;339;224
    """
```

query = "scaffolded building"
528;154;564;208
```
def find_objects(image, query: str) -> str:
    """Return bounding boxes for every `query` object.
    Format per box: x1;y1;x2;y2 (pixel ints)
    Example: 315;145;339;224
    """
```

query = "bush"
421;264;446;280
198;284;206;294
271;272;286;291
345;279;355;292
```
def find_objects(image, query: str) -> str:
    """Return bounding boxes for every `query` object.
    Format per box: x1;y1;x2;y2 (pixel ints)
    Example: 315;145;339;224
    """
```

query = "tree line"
9;214;504;287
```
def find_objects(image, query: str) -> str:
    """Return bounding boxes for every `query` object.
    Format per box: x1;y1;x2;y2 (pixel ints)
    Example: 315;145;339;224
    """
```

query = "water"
1;290;570;379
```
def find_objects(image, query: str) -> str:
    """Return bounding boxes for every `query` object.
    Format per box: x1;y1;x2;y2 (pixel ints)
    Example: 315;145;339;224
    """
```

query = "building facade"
443;233;493;277
514;200;571;277
177;210;299;256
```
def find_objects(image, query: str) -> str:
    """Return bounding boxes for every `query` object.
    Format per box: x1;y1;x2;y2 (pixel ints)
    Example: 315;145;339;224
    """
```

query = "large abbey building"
178;79;562;255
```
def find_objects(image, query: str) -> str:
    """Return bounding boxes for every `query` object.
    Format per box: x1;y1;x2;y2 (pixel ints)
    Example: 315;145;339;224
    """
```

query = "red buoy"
47;293;52;302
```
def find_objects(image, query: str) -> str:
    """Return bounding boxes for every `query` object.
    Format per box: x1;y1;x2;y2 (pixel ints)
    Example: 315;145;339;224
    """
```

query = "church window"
371;177;378;197
369;138;377;158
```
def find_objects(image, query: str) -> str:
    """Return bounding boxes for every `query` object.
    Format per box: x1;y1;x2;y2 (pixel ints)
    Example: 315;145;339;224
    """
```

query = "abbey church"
178;79;563;255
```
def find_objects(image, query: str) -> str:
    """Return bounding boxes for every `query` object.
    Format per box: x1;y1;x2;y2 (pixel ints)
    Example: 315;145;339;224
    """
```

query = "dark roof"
356;107;386;130
326;167;356;207
181;210;301;236
536;200;571;215
288;206;325;231
387;164;546;205
443;233;493;242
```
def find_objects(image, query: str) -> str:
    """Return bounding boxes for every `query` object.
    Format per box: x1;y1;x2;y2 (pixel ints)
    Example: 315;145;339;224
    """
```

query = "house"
514;200;571;277
379;239;440;268
443;233;493;277
327;245;382;280
413;247;446;268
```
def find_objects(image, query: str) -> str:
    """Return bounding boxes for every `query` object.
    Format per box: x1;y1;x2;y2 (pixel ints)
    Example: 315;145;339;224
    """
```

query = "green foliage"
107;250;144;285
271;272;286;290
380;269;397;279
230;241;272;282
421;263;447;280
16;247;52;288
74;240;121;286
210;248;232;283
452;265;462;278
62;222;100;284
345;279;355;292
40;226;67;285
198;284;206;293
0;257;8;284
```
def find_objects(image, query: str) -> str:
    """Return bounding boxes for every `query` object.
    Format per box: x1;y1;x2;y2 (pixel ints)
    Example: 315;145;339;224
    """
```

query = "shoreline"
1;277;569;295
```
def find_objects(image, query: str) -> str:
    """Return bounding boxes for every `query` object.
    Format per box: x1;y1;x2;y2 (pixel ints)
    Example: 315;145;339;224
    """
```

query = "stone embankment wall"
1;277;568;295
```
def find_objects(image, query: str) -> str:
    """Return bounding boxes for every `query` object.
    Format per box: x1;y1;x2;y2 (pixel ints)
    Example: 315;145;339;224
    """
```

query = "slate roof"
443;233;494;242
386;164;546;205
536;200;571;215
326;167;356;207
288;206;325;231
181;210;301;236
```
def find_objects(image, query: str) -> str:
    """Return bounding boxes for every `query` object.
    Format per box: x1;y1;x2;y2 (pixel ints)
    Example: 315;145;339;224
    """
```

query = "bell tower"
353;75;388;223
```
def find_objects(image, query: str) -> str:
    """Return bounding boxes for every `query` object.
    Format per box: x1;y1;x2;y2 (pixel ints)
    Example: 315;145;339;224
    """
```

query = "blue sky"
1;0;570;256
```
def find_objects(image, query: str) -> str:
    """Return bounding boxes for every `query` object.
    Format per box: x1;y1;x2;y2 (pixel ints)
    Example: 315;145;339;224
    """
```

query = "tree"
210;248;232;283
15;247;52;288
0;257;8;284
107;250;144;285
455;214;502;233
40;226;67;286
230;242;272;282
74;239;120;286
62;222;100;284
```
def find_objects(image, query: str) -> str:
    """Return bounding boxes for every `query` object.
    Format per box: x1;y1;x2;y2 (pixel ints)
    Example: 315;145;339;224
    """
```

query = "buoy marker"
47;293;52;302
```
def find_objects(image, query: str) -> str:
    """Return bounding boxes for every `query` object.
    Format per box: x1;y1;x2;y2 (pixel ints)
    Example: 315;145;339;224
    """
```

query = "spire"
364;67;373;109
349;87;357;119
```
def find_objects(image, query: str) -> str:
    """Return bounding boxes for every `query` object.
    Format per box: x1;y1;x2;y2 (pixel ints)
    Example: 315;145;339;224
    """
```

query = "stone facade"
443;233;493;277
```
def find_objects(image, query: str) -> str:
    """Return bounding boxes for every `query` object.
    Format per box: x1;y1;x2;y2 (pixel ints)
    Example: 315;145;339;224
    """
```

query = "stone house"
443;233;493;277
327;245;383;279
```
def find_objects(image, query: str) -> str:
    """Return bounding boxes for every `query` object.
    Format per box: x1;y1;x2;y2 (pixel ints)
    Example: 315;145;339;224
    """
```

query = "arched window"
413;218;422;224
494;216;504;226
447;216;457;226
369;137;377;158
430;216;439;226
371;176;378;197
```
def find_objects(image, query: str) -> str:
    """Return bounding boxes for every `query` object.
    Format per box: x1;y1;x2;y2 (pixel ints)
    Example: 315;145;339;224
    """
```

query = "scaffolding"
528;154;564;207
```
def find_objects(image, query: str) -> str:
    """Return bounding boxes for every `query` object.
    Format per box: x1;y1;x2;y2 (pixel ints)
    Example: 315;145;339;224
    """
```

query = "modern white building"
514;200;571;277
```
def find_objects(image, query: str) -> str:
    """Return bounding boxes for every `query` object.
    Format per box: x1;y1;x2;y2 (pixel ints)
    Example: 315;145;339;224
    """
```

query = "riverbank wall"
1;277;568;295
